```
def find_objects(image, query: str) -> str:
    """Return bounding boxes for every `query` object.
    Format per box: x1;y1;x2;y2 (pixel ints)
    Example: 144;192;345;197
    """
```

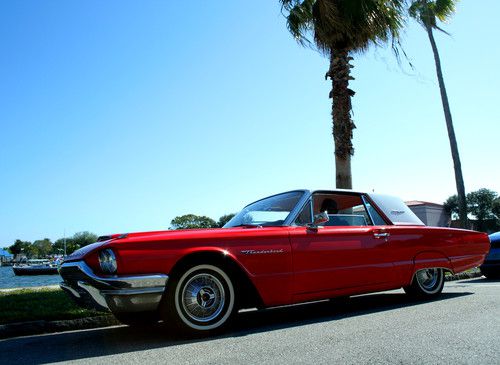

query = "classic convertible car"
59;189;489;334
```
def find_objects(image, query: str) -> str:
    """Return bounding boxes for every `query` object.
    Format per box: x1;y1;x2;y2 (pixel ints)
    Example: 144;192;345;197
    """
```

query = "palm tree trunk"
328;49;355;189
426;26;468;228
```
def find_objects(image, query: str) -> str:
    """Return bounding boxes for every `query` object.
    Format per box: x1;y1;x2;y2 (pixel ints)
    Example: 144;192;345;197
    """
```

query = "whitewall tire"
163;264;235;334
404;268;445;297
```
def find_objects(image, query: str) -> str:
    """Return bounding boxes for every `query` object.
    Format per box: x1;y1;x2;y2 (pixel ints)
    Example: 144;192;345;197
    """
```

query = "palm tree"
409;0;467;228
280;0;405;188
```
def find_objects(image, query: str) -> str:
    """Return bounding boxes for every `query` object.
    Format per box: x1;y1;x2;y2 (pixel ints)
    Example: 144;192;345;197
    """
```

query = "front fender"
169;246;254;281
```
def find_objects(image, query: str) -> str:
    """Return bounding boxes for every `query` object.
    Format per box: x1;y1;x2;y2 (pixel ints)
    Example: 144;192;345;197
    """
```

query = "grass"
0;288;106;325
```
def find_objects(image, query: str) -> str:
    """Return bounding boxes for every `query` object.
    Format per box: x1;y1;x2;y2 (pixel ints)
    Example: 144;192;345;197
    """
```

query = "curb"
0;315;120;340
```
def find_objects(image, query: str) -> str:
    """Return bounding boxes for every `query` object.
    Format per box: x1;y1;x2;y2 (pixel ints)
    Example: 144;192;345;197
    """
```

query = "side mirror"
307;211;329;230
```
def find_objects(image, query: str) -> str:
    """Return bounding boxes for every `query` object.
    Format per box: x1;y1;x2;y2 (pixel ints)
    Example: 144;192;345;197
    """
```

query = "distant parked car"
480;232;500;279
59;189;490;335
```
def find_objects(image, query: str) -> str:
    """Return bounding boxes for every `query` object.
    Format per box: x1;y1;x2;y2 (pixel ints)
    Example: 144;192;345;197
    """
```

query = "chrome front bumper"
59;261;168;313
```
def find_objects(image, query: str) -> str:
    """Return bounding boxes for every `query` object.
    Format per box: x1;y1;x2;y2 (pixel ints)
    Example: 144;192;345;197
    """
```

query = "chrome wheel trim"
174;265;234;331
181;273;225;322
415;268;442;294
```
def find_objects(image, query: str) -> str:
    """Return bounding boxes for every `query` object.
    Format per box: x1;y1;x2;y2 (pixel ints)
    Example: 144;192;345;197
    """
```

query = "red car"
59;190;489;334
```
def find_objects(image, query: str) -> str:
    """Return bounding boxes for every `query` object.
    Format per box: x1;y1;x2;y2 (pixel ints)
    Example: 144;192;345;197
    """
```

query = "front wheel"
162;264;236;335
404;268;444;298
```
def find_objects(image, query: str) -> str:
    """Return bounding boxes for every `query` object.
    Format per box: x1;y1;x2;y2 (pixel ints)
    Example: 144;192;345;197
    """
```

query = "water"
0;266;62;289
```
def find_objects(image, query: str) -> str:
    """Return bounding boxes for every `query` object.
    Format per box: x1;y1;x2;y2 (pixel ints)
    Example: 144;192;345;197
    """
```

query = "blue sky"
1;1;499;244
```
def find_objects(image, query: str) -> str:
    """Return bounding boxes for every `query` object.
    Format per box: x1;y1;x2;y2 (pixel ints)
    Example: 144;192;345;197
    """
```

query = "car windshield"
224;191;304;227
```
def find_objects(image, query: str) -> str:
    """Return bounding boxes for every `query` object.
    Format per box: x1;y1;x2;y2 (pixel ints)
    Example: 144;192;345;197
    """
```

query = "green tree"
33;238;53;258
443;194;458;220
24;244;39;259
8;239;29;256
72;231;98;247
217;213;236;228
69;232;98;255
52;232;97;256
280;0;405;188
53;237;75;256
492;198;500;220
170;214;217;230
408;0;466;228
467;188;498;232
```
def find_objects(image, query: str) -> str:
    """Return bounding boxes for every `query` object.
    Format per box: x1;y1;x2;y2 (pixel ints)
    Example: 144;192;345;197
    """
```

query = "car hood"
113;226;289;243
64;226;289;261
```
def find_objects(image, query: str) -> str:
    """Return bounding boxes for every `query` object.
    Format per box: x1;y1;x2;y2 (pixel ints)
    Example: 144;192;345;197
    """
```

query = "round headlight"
98;249;117;274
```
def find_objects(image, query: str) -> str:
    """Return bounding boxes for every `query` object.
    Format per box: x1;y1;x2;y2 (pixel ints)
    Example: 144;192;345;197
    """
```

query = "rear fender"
407;251;453;284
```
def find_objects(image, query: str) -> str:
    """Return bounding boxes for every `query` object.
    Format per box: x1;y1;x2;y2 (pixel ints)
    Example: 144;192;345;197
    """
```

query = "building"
406;201;450;227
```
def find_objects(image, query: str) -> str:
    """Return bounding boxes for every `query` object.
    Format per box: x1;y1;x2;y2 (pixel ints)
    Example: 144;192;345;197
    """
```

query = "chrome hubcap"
416;268;439;290
197;287;216;307
181;273;225;322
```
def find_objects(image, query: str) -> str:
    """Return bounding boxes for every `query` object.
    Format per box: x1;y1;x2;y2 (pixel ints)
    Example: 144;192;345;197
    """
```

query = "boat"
12;259;60;276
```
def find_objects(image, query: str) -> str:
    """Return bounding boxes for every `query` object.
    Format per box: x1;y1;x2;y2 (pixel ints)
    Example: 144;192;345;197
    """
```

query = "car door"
289;225;397;297
288;192;400;299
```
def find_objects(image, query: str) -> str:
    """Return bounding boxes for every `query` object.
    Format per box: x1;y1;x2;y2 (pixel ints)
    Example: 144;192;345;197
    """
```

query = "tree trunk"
327;49;355;189
426;26;468;229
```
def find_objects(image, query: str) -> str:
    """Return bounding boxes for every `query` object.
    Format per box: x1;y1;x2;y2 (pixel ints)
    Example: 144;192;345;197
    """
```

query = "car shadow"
229;291;472;336
0;290;473;364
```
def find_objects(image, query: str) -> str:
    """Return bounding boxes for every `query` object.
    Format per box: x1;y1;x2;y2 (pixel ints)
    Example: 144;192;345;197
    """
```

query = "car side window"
363;198;387;225
294;200;312;226
313;193;372;227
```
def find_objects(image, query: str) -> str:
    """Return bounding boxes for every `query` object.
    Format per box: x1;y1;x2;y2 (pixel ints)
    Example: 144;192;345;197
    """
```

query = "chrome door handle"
373;232;390;239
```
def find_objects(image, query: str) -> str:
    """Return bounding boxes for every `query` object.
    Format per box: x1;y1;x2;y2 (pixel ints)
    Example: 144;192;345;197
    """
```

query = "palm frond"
279;0;315;48
408;0;457;29
281;0;407;56
434;0;456;22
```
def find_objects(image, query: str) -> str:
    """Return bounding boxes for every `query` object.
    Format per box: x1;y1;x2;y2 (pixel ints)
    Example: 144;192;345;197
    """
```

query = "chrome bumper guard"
59;261;168;313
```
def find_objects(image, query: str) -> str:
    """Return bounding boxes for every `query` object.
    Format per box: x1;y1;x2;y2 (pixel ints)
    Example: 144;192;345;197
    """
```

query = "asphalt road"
1;278;499;365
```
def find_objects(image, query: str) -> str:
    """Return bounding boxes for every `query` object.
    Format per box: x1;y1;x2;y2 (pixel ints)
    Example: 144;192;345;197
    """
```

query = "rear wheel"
162;264;236;335
404;268;444;298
